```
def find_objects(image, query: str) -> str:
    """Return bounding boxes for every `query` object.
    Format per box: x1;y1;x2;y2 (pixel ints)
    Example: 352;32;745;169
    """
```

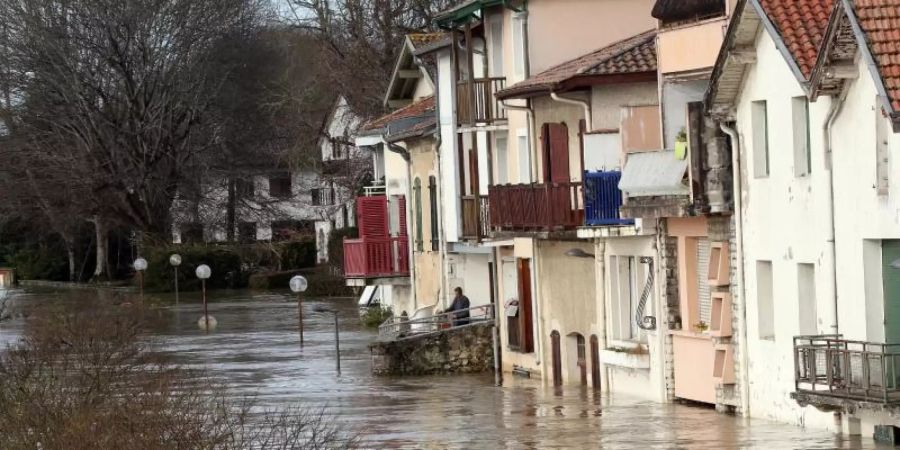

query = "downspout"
532;239;544;369
500;99;538;181
551;92;593;132
384;138;418;310
720;122;749;417
824;84;851;335
595;240;610;391
432;78;449;312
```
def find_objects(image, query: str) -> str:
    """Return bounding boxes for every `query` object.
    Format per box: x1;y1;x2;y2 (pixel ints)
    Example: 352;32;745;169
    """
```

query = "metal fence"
794;335;900;404
378;304;495;340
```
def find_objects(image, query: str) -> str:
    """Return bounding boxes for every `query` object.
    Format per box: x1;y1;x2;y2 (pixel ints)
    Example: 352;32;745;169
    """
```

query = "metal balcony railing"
794;335;900;404
488;182;582;231
583;171;633;226
378;304;495;340
457;77;507;126
343;236;409;278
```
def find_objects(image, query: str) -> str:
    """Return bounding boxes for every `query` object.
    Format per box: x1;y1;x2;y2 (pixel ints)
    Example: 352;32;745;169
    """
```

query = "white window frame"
751;100;770;178
792;96;811;177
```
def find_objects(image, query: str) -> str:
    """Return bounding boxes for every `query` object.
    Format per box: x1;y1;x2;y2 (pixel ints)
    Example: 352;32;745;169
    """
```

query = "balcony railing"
488;182;582;231
343;236;409;278
583;171;633;226
794;335;900;404
457;77;507;126
461;195;490;239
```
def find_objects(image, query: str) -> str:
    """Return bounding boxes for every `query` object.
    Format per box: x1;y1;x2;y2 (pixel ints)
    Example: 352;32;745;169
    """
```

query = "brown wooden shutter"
357;196;388;238
517;258;534;353
397;195;408;236
549;123;570;183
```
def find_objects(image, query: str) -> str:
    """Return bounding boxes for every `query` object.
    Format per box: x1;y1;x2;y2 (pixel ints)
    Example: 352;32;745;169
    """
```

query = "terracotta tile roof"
360;96;436;133
852;0;900;110
757;0;835;78
497;30;657;99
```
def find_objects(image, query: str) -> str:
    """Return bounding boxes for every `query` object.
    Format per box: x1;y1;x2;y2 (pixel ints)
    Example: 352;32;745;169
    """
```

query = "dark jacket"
447;295;470;321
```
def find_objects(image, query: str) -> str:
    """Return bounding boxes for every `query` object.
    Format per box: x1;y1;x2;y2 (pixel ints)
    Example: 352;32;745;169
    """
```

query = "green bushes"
360;306;392;328
143;245;243;292
248;266;354;297
279;240;316;270
6;244;69;281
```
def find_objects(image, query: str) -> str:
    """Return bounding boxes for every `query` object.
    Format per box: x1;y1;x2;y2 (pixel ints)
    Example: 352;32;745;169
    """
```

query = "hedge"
143;245;244;292
248;267;354;297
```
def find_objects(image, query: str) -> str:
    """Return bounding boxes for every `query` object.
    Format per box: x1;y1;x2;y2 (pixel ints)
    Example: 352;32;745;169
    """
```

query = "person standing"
446;287;471;326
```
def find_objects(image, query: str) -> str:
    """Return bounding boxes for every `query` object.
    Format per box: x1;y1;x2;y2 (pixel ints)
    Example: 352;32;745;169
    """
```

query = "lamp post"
196;264;215;332
133;257;148;303
290;275;308;346
315;306;341;375
169;254;182;305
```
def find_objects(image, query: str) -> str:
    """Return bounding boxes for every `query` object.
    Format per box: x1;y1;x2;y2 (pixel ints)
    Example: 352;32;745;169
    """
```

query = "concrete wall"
733;29;838;430
657;18;728;75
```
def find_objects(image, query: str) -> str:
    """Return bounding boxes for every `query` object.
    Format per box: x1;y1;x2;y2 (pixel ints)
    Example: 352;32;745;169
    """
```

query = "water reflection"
0;288;886;449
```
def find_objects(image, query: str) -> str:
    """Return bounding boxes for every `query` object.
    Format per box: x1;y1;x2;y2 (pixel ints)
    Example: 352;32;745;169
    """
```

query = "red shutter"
357;196;388;238
549;123;570;183
541;123;551;182
397;195;408;236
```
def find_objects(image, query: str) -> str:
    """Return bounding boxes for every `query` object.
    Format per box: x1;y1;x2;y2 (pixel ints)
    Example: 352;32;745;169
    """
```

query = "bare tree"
0;0;270;279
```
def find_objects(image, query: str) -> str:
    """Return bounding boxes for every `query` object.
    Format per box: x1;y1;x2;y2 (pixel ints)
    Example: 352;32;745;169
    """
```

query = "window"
238;222;256;243
413;178;423;252
428;176;439;251
798;263;817;335
757;260;775;340
269;173;292;198
496;134;509;184
235;178;254;199
792;96;811;177
751;100;769;178
271;220;312;242
609;255;652;343
512;13;527;79
517;128;532;184
489;16;504;77
311;188;322;206
877;104;890;195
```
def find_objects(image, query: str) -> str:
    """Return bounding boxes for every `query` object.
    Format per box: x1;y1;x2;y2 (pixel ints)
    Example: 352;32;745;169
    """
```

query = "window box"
713;344;735;385
708;241;730;286
600;348;650;370
709;292;733;337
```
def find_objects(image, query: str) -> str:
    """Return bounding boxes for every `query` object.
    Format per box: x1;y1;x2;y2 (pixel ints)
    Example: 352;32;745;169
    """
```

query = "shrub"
278;240;317;270
143;244;243;292
360;306;393;328
7;243;69;281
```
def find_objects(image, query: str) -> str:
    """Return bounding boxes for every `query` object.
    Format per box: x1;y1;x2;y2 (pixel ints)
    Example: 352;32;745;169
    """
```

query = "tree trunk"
226;178;236;242
93;218;109;281
66;243;76;282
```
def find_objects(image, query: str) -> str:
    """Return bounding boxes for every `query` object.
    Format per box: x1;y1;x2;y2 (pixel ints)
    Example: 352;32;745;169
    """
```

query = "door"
551;330;562;387
517;258;534;353
883;240;900;344
590;335;601;389
576;334;587;386
542;123;570;183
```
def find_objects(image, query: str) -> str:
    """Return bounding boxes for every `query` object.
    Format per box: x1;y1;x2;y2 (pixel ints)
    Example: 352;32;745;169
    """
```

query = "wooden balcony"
583;171;633;226
343;236;409;279
488;182;582;232
461;195;490;240
793;335;900;407
457;77;507;127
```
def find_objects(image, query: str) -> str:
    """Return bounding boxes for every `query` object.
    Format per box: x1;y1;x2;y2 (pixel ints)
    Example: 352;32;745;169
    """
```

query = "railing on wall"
457;77;507;126
343;237;410;278
488;182;582;231
461;195;490;239
378;304;495;340
583;171;633;226
794;335;900;404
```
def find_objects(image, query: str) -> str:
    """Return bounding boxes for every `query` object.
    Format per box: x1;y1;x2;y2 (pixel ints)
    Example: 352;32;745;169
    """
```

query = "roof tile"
361;96;436;132
758;0;834;78
852;0;900;110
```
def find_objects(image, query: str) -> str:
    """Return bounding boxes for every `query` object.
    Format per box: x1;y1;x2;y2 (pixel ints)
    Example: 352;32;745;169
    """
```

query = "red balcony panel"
488;182;582;231
343;236;410;278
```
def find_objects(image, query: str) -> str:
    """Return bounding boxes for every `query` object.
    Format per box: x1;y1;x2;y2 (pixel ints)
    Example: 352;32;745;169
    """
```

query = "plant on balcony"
675;127;688;160
693;321;709;333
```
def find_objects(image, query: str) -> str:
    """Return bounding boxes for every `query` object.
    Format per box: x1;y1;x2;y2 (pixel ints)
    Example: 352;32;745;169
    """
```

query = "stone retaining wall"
370;322;495;376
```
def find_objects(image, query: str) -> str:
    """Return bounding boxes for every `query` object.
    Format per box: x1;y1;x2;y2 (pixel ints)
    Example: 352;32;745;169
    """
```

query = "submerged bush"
360;306;393;328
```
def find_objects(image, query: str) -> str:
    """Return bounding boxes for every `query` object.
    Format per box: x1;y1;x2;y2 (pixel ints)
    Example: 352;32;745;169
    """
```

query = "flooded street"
0;287;888;449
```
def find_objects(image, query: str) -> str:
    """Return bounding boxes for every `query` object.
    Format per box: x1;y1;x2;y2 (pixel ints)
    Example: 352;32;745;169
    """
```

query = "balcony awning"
618;150;689;197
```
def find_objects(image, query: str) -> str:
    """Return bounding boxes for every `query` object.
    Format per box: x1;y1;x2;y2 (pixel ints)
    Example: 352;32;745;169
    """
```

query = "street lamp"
315;306;341;375
133;257;148;303
565;248;595;258
290;275;308;346
169;254;182;305
196;264;216;332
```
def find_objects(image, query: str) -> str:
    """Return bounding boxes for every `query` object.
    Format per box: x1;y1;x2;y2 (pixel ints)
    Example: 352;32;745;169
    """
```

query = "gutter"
551;91;593;132
720;122;749;417
823;83;851;335
500;99;538;181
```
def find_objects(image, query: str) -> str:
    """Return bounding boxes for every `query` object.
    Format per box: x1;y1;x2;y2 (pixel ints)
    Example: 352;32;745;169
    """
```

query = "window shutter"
357;196;388;238
549;123;570;183
397;195;408;236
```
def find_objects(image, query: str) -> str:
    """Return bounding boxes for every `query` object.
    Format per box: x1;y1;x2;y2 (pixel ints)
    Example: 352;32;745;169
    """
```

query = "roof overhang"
434;0;521;29
497;72;658;100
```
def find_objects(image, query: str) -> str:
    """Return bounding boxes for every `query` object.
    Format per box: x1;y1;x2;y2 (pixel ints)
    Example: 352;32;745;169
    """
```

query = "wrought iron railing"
488;182;582;231
583;170;633;226
794;335;900;404
378;304;495;340
457;77;507;126
461;195;490;239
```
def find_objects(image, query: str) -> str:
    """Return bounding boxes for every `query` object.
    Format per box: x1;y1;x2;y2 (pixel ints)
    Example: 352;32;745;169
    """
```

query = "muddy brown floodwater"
0;287;890;449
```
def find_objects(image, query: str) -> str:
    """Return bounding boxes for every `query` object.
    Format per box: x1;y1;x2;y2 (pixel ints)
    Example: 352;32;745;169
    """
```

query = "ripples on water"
0;288;887;449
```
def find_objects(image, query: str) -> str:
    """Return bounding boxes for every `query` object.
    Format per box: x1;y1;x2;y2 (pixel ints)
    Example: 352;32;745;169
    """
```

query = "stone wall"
370;322;495;376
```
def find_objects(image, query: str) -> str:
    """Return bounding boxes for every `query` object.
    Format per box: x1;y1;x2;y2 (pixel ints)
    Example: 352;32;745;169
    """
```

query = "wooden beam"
825;62;858;80
728;46;756;64
398;69;421;79
387;99;411;109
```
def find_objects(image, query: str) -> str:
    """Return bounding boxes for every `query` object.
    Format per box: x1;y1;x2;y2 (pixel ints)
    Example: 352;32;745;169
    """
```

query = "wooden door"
883;240;900;344
590;335;601;389
576;334;587;385
551;330;562;387
542;123;570;183
517;258;534;353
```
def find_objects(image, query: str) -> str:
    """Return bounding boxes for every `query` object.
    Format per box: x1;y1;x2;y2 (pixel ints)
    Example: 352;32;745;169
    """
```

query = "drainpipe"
550;92;592;132
595;240;610;391
500;99;538;182
532;239;544;370
432;80;450;311
824;85;850;336
720;122;749;417
384;138;418;311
